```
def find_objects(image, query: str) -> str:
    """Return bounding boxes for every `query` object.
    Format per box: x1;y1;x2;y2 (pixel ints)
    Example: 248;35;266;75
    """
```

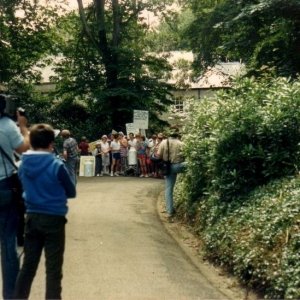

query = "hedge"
175;76;300;298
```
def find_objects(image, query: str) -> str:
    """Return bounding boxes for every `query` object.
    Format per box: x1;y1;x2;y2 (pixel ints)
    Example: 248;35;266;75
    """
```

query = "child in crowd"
14;123;76;300
93;141;103;176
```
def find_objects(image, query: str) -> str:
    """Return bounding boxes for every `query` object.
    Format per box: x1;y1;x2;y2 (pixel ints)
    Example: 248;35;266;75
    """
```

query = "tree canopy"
0;0;64;84
185;0;300;77
49;0;177;134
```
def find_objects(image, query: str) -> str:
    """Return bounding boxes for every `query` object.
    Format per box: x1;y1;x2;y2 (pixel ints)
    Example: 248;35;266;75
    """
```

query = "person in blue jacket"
14;123;76;300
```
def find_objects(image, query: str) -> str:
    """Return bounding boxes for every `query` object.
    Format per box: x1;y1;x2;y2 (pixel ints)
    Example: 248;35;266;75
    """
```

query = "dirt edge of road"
157;191;258;300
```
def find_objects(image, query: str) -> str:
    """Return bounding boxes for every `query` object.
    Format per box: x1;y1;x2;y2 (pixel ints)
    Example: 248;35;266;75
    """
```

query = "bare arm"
15;111;30;154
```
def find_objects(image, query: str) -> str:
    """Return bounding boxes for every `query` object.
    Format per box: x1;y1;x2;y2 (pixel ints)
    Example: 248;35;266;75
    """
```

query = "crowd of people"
77;131;168;179
0;92;186;299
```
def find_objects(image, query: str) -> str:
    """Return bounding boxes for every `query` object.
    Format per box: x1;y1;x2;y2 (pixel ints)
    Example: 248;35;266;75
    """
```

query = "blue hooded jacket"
19;151;76;216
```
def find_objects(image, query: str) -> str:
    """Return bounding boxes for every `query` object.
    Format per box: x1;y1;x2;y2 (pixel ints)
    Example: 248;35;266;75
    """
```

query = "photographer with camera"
0;94;29;299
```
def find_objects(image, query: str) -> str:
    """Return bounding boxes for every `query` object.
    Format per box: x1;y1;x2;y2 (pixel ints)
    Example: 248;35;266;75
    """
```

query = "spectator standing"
110;133;121;176
78;136;90;156
128;132;137;149
136;134;148;178
147;134;157;177
157;129;186;220
93;142;102;176
127;133;138;175
0;96;30;299
61;129;78;185
100;135;110;175
14;124;76;300
152;133;163;178
119;132;128;175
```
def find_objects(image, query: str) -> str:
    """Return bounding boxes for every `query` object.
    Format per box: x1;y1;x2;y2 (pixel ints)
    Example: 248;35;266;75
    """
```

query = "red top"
79;141;89;155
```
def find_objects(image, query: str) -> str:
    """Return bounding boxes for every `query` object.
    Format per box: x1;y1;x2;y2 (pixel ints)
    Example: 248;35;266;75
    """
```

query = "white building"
33;51;245;118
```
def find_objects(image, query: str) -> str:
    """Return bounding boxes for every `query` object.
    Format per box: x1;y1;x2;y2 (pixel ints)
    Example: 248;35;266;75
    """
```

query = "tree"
51;0;176;133
186;0;300;77
145;7;194;52
0;0;65;85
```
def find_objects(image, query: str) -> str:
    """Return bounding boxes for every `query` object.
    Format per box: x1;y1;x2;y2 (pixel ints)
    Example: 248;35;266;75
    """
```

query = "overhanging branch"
77;0;99;49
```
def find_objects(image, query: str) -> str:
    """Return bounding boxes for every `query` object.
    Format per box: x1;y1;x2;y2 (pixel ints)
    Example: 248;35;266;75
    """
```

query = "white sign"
126;123;139;135
79;156;95;177
133;110;149;129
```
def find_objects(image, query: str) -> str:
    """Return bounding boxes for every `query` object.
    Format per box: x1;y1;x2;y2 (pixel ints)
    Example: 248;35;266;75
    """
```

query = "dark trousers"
0;177;19;299
14;213;66;300
95;155;102;175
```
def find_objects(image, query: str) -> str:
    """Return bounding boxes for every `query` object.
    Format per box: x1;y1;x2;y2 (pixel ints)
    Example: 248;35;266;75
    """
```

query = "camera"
0;94;26;118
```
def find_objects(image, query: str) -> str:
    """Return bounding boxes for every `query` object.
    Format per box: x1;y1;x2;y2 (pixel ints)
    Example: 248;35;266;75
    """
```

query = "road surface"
8;177;242;299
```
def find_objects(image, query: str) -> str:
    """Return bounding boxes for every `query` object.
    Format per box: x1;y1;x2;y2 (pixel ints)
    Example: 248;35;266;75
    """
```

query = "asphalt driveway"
8;176;244;299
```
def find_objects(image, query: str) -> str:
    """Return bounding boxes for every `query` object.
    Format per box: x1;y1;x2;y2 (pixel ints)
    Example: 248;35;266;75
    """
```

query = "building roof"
37;52;245;89
166;51;245;89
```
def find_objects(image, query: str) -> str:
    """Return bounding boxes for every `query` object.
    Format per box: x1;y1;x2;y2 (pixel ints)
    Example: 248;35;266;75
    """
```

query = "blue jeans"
0;178;19;299
14;213;66;300
65;158;77;185
165;162;187;215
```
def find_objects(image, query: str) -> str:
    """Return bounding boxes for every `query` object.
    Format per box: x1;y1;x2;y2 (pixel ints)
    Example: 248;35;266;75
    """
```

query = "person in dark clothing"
61;129;78;185
93;141;103;176
78;136;90;156
14;124;76;300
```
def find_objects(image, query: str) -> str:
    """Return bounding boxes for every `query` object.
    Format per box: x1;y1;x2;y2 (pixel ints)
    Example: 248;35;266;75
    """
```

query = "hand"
17;111;28;128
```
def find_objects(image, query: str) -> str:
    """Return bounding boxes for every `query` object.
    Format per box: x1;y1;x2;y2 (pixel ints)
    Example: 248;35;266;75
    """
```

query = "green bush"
175;76;300;298
198;177;300;299
181;76;300;204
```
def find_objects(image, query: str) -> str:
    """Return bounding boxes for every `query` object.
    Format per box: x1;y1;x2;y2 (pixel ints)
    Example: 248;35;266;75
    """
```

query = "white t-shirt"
100;141;110;154
110;140;120;152
128;138;137;149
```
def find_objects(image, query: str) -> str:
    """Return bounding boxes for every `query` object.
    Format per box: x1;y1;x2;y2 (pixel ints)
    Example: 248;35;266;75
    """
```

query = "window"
172;98;184;113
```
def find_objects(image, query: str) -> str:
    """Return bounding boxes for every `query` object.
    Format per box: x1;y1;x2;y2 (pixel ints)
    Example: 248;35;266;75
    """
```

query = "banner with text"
125;123;139;135
133;110;149;129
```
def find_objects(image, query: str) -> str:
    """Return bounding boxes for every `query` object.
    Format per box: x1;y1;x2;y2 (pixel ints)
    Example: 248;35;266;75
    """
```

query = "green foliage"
145;8;195;52
181;76;300;204
185;0;300;77
0;0;65;83
52;5;173;132
196;177;300;299
175;75;300;298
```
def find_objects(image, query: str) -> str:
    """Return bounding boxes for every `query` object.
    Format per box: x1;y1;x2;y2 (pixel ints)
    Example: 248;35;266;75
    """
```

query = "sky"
66;1;180;28
68;0;90;10
67;0;161;28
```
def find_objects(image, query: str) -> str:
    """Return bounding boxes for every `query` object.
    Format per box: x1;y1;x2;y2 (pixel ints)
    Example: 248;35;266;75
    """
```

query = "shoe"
96;174;100;177
110;172;114;177
145;174;149;178
114;172;119;177
139;174;144;178
100;173;103;177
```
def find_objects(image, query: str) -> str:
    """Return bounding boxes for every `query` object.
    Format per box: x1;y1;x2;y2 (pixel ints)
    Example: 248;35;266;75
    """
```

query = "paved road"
13;177;229;299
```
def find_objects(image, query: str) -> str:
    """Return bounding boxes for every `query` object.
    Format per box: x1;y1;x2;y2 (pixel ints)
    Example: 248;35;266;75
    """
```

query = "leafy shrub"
175;76;300;298
197;176;300;299
181;76;300;204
